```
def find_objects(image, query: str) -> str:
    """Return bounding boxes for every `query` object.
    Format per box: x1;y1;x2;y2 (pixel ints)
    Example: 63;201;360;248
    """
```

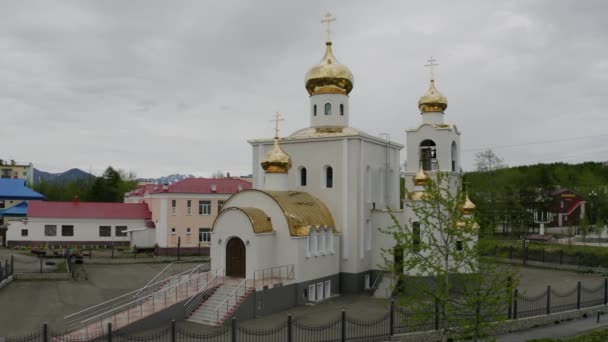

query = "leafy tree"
382;171;518;341
474;149;506;172
88;167;138;202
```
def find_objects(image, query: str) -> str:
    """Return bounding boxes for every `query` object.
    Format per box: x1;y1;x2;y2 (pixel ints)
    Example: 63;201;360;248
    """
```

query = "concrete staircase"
187;282;254;326
373;274;394;299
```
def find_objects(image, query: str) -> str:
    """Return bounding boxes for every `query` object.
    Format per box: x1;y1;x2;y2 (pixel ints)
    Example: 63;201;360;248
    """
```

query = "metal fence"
4;278;608;342
486;245;608;268
0;256;14;283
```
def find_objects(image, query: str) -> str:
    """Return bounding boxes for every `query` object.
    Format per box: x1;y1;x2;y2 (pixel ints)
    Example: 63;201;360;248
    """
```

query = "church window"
325;166;333;188
327;230;334;253
451;141;457;172
313;104;317;116
340;104;344;116
324;103;332;115
365;220;372;251
419;140;437;171
412;222;421;252
319;229;326;253
300;167;307;186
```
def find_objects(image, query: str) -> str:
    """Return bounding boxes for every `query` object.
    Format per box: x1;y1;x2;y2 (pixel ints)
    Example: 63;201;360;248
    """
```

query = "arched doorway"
226;237;246;278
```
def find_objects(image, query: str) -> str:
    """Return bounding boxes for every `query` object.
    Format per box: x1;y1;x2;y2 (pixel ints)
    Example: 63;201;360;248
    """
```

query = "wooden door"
226;237;246;278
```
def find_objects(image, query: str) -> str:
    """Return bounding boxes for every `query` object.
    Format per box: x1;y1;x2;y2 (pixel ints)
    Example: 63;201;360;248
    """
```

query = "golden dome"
305;42;354;96
418;79;448;113
413;163;430;186
459;194;476;215
261;137;291;173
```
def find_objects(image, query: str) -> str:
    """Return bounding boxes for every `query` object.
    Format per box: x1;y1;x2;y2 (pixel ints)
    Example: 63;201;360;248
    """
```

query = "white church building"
209;23;475;311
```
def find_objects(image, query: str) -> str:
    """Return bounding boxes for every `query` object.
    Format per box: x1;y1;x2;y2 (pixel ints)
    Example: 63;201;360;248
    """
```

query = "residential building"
0;159;34;185
0;179;44;246
6;200;151;247
550;189;586;227
123;178;252;254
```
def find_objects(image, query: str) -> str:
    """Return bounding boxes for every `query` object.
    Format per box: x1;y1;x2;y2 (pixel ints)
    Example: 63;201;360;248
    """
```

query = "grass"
527;328;608;341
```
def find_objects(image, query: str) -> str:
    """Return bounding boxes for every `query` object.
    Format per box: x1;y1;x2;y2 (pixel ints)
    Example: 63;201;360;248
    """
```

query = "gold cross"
424;56;439;81
321;12;336;42
271;112;284;138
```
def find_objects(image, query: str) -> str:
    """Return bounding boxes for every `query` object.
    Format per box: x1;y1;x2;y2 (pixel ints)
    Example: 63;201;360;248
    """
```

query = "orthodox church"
210;17;473;307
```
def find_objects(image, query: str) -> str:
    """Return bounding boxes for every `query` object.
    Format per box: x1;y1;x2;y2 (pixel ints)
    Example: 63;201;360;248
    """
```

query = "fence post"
341;310;346;342
546;285;551;315
287;314;292;342
171;320;176;342
604;278;608;305
389;299;395;336
43;322;48;342
107;323;112;342
231;317;237;342
434;298;439;330
513;289;518;319
577;281;581;310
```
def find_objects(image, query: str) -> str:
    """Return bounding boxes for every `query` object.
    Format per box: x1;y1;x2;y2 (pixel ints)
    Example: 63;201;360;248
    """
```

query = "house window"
62;225;74;237
561;200;564;209
325;166;333;188
115;226;127;237
300;167;307;186
218;201;225;212
99;226;111;237
340;104;344;116
412;222;421;252
186;227;191;234
187;200;192;215
324;103;331;115
313;104;317;116
21;229;28;237
0;200;4;209
171;227;176;234
171;200;177;215
199;200;211;215
44;225;57;237
456;241;463;251
199;228;211;243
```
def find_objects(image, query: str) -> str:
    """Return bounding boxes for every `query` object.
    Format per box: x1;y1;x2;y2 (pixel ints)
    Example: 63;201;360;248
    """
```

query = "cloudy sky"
1;0;607;178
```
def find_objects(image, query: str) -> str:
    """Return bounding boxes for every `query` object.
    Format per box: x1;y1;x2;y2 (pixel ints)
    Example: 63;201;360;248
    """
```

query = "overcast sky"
1;0;607;178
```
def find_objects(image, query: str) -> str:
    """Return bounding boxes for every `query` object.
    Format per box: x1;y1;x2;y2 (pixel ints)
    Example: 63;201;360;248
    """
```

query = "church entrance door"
226;237;246;278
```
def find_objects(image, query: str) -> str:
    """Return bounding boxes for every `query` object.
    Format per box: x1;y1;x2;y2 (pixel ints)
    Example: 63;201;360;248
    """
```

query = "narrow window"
319;229;326;252
324;103;331;115
171;227;176;234
300;167;307;186
340;104;344;116
186;227;191;234
451;141;458;172
412;222;421;252
171;200;176;215
115;226;128;237
420;140;437;171
218;200;225;212
326;166;333;188
313;104;317;116
456;241;463;251
187;200;192;215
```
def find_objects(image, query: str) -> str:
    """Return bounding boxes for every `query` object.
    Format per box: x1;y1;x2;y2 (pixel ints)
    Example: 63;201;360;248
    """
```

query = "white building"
7;200;152;248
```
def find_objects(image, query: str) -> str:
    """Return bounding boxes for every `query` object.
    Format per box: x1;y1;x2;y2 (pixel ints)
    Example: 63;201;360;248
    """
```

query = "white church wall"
309;93;349;127
405;124;460;175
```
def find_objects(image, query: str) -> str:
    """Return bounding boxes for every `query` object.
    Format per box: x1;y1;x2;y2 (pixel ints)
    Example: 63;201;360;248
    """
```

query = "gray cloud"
0;0;606;177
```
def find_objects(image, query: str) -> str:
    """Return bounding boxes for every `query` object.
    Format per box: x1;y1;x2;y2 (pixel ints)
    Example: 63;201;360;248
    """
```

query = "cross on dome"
321;12;336;42
424;56;439;81
271;111;284;138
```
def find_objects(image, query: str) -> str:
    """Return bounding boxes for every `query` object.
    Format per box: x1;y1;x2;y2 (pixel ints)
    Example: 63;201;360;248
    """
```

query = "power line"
463;133;608;152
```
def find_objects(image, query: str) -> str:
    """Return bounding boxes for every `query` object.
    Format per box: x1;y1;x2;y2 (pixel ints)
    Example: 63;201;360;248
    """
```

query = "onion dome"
305;42;354;96
261;137;291;174
459;194;476;215
418;80;448;113
413;163;430;186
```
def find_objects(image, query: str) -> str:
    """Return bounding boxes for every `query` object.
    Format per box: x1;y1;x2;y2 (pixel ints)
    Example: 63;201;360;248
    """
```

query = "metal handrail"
134;261;182;297
69;268;212;331
253;264;295;288
370;271;386;292
184;271;223;315
65;264;207;329
214;278;250;323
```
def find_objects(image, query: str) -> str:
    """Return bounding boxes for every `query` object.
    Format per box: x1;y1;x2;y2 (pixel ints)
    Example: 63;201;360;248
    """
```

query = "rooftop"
0;179;44;200
27;201;151;220
126;178;252;197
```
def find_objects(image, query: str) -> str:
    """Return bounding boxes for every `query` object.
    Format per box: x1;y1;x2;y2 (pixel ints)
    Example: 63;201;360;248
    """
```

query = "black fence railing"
484;245;608;268
4;278;608;342
0;255;14;283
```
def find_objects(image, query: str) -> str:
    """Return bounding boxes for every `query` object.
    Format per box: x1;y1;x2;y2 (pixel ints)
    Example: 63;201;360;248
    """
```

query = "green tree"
382;171;518;341
88;167;138;202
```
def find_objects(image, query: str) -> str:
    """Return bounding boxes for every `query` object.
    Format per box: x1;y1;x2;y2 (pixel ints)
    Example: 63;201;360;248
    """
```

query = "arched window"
412;222;421;252
325;166;333;188
327;230;334;252
340;104;344;116
300;167;307;186
319;229;326;252
324;103;332;115
313;104;317;116
451;141;457;171
419;139;437;171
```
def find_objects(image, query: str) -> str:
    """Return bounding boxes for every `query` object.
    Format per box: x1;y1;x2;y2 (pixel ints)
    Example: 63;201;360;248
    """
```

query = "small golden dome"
413;163;430;186
418;79;448;113
459;194;476;215
261;137;291;174
305;42;354;96
408;191;427;201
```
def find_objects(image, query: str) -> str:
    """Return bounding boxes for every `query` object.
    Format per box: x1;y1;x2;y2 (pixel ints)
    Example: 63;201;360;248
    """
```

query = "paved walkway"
496;314;608;341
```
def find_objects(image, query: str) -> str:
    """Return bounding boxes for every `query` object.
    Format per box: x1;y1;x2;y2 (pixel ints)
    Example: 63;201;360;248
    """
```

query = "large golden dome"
305;42;354;96
418;80;448;113
261;137;291;174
